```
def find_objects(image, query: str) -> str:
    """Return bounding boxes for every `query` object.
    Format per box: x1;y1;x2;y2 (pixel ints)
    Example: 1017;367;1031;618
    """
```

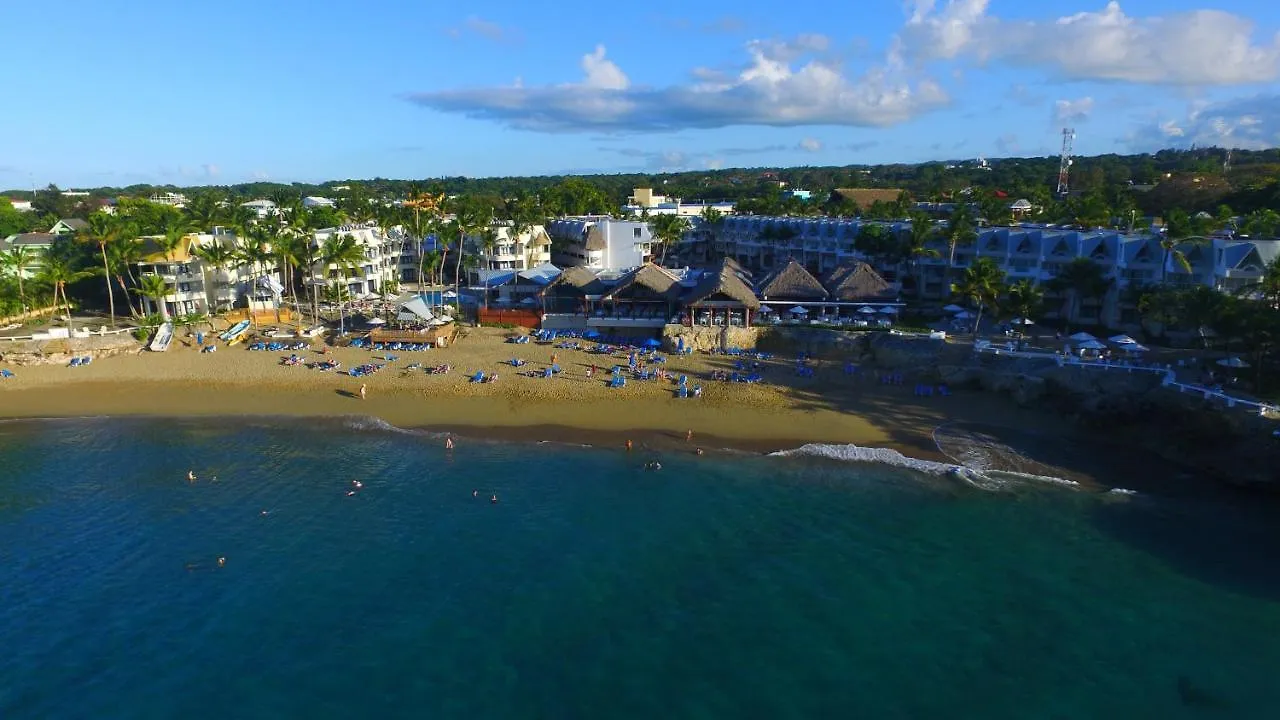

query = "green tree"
951;257;1006;336
1003;279;1043;324
318;233;365;334
1048;258;1110;331
37;246;94;340
1;245;37;311
79;213;122;326
649;213;691;266
138;273;172;321
192;241;237;314
943;203;978;269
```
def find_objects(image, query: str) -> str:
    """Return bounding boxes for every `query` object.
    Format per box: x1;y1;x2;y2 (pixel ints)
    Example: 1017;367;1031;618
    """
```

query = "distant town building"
0;232;55;278
622;187;734;218
4;198;34;212
148;192;188;207
239;199;280;219
303;196;337;209
48;218;88;235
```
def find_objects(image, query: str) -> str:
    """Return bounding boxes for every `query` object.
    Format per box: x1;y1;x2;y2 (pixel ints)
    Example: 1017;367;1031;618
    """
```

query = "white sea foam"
770;443;1077;492
340;415;438;437
1108;488;1138;496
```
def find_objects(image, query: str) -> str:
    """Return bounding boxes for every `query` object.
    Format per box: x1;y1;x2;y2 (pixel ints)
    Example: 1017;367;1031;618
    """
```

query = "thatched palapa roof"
821;261;894;301
583;225;607;251
683;259;760;309
546;265;606;296
756;258;829;301
602;263;682;301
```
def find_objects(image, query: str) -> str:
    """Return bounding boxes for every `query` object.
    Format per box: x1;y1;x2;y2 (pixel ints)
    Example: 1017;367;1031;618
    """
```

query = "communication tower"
1055;128;1075;197
1223;148;1233;174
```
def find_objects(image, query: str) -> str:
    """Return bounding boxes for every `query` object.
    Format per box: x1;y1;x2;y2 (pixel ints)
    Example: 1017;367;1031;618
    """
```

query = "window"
633;227;643;238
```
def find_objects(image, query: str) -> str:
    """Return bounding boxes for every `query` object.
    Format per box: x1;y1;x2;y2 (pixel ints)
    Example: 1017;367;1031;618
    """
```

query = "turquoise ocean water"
2;416;1279;718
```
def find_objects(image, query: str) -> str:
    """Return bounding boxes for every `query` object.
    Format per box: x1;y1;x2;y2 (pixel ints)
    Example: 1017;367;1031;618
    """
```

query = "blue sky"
3;0;1279;188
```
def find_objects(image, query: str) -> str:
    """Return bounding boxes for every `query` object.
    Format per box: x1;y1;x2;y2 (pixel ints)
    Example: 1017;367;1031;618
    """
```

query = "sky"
3;0;1279;188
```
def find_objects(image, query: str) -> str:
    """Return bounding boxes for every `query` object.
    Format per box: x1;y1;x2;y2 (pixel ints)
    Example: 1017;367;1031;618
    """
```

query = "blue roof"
517;263;562;286
475;269;517;286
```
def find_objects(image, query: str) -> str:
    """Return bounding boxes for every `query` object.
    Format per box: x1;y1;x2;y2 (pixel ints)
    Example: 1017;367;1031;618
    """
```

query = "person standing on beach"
359;384;367;400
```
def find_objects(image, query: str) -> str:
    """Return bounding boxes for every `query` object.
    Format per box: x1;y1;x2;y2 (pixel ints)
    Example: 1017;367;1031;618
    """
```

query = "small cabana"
681;260;760;327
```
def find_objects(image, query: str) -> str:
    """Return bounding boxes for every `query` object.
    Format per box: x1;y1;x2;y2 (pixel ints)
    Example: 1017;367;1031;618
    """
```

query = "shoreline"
1;326;1068;470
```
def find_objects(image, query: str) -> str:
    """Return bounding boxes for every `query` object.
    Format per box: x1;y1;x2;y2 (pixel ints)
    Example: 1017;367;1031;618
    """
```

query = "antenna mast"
1055;128;1075;197
1223;148;1232;174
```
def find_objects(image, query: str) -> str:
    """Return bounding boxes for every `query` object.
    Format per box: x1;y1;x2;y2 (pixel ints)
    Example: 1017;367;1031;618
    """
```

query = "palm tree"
105;236;144;317
943;204;978;269
896;212;941;295
649;214;691;266
319;233;365;335
37;247;93;342
951;257;1006;336
1003;279;1043;332
1048;257;1110;331
192;241;237;314
271;226;305;324
478;227;498;309
138;273;172;321
1;245;37;312
79;213;122;326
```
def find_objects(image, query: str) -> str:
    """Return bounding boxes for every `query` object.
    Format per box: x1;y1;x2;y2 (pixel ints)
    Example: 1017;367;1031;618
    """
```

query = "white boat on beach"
220;320;251;343
303;324;327;338
147;322;174;352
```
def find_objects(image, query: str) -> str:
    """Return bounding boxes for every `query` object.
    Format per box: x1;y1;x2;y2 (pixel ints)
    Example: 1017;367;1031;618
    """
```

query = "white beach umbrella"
758;304;774;313
1012;317;1035;325
1108;334;1138;344
1069;332;1097;342
1076;339;1107;350
1217;356;1250;368
857;306;877;314
519;296;538;306
878;306;899;314
366;318;386;325
790;306;809;315
943;304;964;313
442;290;458;299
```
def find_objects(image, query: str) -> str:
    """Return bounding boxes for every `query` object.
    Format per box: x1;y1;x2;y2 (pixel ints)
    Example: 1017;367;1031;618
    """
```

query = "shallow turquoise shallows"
2;417;1279;719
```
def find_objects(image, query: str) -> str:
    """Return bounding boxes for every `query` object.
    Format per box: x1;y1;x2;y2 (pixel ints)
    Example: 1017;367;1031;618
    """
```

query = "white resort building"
309;222;403;300
547;217;655;272
464;222;553;272
693;214;1278;329
135;228;280;317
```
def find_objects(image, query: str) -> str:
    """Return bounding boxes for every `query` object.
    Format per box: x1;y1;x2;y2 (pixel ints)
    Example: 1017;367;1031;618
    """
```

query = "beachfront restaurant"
588;263;683;330
752;258;899;326
680;259;761;327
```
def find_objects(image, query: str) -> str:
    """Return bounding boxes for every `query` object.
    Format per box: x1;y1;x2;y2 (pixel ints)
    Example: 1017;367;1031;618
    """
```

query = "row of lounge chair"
68;356;93;367
349;338;435;352
248;341;308;352
0;369;14;379
348;363;386;378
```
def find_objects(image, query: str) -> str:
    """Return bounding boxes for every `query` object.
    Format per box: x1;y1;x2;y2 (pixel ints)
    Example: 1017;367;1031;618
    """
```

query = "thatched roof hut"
756;258;829;301
601;263;683;301
584;226;607;251
821;261;894;301
543;265;605;297
683;260;760;309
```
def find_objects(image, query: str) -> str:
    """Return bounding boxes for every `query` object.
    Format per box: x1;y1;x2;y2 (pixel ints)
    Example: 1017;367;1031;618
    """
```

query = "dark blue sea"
2;416;1279;719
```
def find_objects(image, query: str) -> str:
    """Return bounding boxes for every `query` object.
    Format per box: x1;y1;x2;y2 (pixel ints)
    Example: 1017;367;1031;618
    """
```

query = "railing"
973;342;1278;414
0;325;141;342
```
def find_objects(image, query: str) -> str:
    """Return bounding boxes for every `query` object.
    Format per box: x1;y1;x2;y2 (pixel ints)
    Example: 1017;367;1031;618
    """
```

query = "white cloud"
1052;97;1094;125
1128;95;1280;150
900;1;1280;85
406;40;948;132
447;16;519;43
798;137;823;152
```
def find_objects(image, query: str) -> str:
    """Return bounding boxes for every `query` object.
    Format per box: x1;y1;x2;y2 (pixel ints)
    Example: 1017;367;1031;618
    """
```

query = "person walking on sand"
359;384;367;400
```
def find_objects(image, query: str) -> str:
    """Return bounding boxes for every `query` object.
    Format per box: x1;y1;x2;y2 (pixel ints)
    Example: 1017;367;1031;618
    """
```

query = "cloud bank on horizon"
407;0;1280;161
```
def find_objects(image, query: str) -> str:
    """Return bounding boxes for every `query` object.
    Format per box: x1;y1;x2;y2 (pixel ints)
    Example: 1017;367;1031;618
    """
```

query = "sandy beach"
0;327;1065;458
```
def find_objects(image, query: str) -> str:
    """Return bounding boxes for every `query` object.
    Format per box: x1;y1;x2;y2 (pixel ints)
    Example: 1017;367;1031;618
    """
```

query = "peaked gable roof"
683;259;760;308
821;261;893;301
756;257;829;300
601;262;682;300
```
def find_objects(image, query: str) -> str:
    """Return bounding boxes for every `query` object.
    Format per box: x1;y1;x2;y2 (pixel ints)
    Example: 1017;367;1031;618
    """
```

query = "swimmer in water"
217;557;226;568
187;470;196;483
347;490;357;496
473;489;479;498
446;437;454;450
352;480;363;489
695;448;704;456
490;494;499;504
625;439;633;451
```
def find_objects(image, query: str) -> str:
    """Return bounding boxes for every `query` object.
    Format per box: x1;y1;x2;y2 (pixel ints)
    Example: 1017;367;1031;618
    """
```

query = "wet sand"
0;327;1065;457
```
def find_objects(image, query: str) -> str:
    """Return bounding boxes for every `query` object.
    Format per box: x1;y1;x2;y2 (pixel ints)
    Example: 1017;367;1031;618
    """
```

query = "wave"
769;443;1079;493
